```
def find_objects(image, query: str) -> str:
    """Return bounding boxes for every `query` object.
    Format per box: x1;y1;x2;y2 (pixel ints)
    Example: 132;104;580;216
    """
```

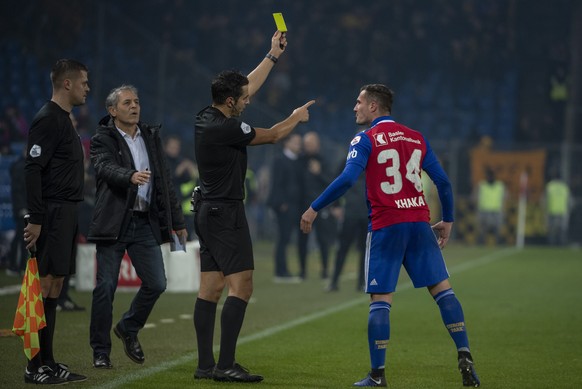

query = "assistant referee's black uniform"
194;105;256;275
25;100;84;276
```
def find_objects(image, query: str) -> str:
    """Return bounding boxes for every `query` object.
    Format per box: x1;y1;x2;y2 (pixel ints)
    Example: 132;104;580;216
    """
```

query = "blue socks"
434;288;470;352
368;301;391;370
366;290;470;376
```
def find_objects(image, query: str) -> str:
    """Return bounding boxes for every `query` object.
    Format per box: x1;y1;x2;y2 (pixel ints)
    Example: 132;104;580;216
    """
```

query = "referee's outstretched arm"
250;100;316;145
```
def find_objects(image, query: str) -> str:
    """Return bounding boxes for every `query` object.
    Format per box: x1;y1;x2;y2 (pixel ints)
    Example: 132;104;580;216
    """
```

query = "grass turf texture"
1;242;581;388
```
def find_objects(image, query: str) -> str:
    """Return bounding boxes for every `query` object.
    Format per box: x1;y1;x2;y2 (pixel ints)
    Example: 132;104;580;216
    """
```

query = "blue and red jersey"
311;116;453;231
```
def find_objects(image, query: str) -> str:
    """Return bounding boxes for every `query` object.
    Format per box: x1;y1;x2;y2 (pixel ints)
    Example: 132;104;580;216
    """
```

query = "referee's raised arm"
247;30;287;98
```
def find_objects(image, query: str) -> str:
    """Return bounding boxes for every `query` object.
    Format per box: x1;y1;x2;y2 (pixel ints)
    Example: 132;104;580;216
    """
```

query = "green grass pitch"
1;242;581;388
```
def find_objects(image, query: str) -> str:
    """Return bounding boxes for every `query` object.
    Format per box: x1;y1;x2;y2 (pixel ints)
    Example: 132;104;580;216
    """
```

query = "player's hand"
292;100;316;123
432;221;453;249
270;30;287;56
300;207;318;234
24;222;42;250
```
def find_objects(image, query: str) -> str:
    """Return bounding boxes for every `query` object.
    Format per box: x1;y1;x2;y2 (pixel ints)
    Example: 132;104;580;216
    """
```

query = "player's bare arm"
250;100;315;145
247;31;287;97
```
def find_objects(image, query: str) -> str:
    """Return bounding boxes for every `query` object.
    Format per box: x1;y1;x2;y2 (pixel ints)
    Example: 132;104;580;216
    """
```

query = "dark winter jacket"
87;116;185;244
267;150;303;212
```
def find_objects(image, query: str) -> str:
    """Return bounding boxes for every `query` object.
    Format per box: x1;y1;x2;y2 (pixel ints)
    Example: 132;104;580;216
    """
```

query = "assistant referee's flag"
12;250;46;359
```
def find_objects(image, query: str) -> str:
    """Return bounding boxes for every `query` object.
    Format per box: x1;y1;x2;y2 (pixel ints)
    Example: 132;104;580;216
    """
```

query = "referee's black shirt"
195;106;256;200
25;101;85;224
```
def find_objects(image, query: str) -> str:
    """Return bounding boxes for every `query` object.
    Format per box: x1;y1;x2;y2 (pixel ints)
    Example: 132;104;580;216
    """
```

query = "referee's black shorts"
194;200;254;276
36;201;79;277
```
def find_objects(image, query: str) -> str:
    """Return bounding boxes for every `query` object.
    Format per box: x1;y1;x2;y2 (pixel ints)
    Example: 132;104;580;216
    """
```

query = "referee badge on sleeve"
240;122;251;134
30;144;42;158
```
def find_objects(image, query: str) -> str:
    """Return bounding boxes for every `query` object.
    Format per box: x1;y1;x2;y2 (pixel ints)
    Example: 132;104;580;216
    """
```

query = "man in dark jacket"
88;84;187;370
298;131;337;279
327;169;368;292
267;133;303;282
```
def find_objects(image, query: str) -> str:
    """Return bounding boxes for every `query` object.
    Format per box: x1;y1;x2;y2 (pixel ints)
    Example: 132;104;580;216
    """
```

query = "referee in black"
23;59;89;384
193;30;315;382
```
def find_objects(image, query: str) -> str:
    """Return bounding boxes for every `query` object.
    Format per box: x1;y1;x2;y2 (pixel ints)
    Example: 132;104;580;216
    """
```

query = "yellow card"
273;13;288;32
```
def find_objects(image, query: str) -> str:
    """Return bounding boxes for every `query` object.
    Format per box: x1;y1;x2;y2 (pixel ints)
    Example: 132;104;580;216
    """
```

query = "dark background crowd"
1;0;581;269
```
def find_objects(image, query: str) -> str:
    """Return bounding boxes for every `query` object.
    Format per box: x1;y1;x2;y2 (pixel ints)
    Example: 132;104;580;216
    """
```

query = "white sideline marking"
91;247;517;389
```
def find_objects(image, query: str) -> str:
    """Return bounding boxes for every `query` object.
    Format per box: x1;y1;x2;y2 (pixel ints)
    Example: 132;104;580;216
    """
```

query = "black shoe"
213;363;263;382
194;365;214;379
24;365;67;385
114;323;145;364
458;353;481;387
53;363;87;382
325;283;339;292
93;353;113;369
57;299;86;312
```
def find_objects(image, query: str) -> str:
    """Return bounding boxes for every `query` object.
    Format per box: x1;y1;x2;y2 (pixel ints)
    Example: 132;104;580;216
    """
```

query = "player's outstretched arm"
250;100;315;145
247;31;287;97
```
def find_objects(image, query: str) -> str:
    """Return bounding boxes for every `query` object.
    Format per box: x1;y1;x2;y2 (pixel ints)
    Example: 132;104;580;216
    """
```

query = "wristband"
265;53;278;64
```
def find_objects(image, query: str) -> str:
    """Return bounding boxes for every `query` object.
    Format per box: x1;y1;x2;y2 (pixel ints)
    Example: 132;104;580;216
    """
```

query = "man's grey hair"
105;84;139;109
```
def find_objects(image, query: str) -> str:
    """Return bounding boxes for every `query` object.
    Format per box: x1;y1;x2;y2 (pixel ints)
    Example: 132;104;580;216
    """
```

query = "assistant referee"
23;59;89;384
192;30;315;383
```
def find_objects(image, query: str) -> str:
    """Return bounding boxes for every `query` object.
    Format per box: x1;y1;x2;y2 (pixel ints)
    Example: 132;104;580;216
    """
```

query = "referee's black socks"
217;296;248;370
194;298;218;370
41;297;57;367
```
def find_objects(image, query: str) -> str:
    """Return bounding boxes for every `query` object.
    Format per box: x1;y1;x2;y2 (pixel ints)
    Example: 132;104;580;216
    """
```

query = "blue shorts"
365;222;449;294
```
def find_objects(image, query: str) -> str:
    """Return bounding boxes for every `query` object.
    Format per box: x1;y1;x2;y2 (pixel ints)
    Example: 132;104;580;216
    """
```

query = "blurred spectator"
327;168;367;292
544;171;573;246
250;164;272;240
244;166;260;241
3;105;29;141
299;131;337;279
164;134;198;240
75;106;94;159
74;105;93;133
6;147;27;276
0;116;13;154
549;64;568;131
473;166;507;245
267;133;303;282
56;276;85;312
